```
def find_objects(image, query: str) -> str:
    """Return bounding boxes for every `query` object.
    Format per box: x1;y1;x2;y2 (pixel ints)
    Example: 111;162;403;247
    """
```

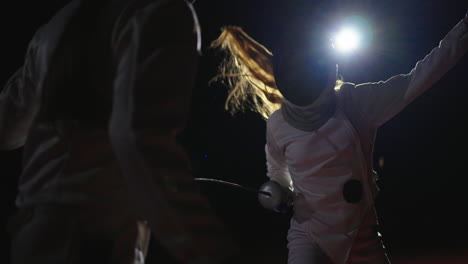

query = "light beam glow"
333;28;361;53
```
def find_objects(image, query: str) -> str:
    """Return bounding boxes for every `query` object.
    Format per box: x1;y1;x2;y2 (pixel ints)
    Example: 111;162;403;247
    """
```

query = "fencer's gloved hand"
258;181;293;213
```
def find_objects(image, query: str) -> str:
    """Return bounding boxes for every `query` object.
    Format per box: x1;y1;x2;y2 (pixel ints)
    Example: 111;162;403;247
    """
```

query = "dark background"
1;0;468;263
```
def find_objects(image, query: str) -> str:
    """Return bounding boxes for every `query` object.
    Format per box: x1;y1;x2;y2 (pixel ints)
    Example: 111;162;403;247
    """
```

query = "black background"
1;0;468;263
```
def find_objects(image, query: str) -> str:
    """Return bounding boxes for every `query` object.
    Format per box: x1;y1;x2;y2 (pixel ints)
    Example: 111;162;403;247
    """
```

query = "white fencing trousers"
287;208;390;264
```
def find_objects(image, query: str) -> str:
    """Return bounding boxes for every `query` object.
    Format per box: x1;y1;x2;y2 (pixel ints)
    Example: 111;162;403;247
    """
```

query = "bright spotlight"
333;28;360;53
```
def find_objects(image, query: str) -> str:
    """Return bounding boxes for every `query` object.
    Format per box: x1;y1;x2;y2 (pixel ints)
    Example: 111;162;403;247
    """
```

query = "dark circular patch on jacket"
343;180;363;204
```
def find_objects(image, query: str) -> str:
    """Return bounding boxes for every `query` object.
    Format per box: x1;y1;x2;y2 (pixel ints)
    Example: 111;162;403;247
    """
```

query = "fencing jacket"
0;0;236;262
266;18;468;264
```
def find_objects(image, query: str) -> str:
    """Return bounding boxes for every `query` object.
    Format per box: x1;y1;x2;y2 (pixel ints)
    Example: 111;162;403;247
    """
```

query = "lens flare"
333;28;360;53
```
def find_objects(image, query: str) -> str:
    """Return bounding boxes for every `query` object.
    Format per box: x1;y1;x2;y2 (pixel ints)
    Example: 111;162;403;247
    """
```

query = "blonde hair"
211;26;344;119
210;26;283;120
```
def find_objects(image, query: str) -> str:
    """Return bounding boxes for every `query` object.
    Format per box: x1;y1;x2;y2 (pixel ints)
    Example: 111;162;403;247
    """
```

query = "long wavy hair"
210;26;283;120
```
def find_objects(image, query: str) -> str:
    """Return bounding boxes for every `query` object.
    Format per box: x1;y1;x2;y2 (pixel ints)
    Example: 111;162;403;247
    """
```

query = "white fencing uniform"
265;17;468;264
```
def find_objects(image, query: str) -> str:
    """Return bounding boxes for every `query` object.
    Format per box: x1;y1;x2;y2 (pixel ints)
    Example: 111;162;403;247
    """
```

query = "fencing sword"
195;178;295;213
194;178;271;197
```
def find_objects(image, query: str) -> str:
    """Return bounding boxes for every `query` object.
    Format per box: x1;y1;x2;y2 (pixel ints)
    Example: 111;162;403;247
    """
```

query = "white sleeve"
265;125;293;191
347;18;468;128
0;58;39;150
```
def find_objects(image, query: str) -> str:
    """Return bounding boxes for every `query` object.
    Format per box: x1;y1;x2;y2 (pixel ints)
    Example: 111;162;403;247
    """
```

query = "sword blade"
194;178;271;197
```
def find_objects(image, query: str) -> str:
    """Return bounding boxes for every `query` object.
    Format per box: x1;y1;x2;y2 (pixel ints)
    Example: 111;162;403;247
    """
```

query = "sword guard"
258;181;293;213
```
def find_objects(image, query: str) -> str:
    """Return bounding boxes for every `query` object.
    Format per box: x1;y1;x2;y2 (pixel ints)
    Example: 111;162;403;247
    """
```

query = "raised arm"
109;1;234;263
344;14;468;128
